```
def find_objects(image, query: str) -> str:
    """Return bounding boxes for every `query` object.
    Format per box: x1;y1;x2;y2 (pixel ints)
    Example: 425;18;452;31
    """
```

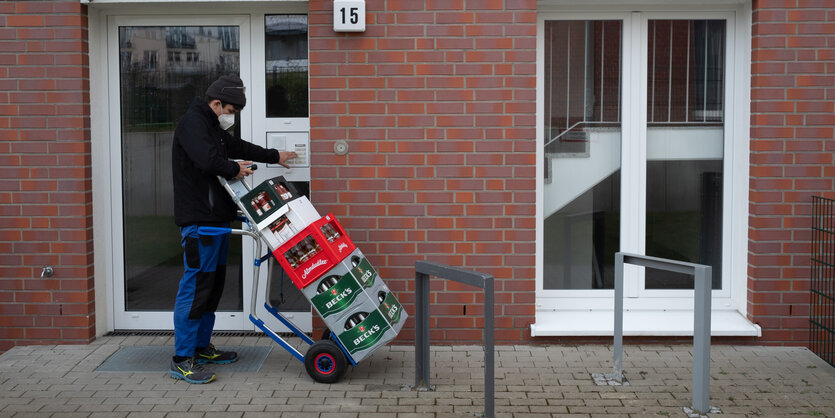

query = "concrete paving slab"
0;336;834;417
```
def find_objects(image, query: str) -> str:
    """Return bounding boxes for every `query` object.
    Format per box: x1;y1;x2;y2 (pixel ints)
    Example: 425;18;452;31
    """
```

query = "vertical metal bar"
827;199;833;365
667;21;673;123
484;276;495;418
613;252;624;380
650;21;656;123
415;271;430;389
828;198;832;365
813;197;820;359
685;22;690;123
702;25;708;122
566;23;571;133
600;21;605;122
692;265;712;412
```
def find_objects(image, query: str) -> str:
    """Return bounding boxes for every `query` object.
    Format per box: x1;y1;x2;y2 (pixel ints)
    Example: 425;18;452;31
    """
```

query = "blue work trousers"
173;224;229;357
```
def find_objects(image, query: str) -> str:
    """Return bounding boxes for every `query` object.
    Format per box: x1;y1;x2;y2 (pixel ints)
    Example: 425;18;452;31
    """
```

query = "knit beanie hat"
205;75;246;109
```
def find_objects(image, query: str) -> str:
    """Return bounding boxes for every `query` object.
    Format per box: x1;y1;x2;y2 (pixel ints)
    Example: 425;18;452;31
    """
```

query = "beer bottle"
251;198;262;216
317;275;340;294
301;236;318;259
284;250;299;268
344;312;368;331
276;183;292;200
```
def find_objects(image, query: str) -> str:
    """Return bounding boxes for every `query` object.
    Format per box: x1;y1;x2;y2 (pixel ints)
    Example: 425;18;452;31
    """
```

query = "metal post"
413;260;494;418
484;276;494;418
692;264;712;412
415;270;430;389
611;252;714;414
613;252;624;382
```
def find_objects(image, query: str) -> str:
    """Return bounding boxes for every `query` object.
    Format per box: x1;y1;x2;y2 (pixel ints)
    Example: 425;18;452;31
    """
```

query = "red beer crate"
273;214;355;289
315;214;356;261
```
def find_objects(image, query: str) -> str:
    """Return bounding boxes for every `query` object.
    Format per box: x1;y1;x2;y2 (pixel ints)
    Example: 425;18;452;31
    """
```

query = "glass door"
642;18;726;295
542;19;623;296
539;11;735;317
109;16;253;329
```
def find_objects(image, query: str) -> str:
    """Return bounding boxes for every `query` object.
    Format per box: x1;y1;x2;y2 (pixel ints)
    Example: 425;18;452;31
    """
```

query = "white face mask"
218;113;235;130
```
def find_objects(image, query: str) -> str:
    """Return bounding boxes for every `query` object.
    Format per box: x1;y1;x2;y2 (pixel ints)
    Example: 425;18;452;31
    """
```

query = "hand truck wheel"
304;339;348;383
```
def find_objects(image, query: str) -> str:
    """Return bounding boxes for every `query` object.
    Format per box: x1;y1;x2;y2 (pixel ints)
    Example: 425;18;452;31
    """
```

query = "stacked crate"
236;176;407;363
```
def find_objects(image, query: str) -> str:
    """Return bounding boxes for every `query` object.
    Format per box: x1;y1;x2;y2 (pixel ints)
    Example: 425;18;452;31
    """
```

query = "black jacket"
172;99;280;226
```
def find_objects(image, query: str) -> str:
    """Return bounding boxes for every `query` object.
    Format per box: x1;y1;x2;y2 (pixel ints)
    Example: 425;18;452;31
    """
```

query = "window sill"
531;309;761;337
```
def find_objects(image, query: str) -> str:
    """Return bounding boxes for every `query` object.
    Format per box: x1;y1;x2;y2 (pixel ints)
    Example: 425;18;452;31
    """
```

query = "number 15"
340;7;359;25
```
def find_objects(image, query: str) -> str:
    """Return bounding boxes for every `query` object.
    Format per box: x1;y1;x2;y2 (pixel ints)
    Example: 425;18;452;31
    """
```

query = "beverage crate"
307;267;380;335
259;196;321;250
335;309;398;363
303;248;408;346
240;175;299;227
344;248;408;333
272;214;355;289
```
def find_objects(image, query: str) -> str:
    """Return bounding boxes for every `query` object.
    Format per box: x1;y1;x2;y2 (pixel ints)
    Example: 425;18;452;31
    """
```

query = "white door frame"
94;4;312;333
106;14;253;330
533;3;756;336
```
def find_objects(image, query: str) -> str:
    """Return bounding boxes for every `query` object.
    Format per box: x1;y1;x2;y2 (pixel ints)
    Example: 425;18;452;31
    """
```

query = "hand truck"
203;170;406;383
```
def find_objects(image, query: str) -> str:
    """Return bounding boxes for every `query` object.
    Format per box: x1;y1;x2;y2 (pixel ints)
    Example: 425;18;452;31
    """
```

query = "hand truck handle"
196;226;232;236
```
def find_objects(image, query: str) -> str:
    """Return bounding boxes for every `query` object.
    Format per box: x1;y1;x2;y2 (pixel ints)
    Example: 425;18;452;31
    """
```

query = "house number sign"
333;0;366;32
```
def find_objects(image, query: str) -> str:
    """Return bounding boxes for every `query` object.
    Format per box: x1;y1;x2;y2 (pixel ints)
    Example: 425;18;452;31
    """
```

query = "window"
535;8;756;336
265;14;309;118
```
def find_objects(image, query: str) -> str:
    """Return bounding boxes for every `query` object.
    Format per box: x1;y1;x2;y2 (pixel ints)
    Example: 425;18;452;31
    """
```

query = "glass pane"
268;181;311;312
543;20;622;290
265;15;309;118
120;25;243;311
645;20;725;289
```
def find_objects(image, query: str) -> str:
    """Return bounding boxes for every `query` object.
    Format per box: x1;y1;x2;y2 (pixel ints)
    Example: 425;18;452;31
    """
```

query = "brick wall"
0;0;93;352
307;0;538;343
749;0;835;345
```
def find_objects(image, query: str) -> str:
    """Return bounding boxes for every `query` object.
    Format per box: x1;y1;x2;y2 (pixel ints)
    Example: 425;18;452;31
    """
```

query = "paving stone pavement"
1;335;834;417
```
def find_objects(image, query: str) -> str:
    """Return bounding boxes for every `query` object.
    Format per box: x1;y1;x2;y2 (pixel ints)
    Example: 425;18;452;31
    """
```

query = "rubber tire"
304;340;348;384
321;329;331;341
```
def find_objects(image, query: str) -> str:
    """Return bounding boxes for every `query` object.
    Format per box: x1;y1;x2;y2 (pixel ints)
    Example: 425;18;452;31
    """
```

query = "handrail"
414;260;495;418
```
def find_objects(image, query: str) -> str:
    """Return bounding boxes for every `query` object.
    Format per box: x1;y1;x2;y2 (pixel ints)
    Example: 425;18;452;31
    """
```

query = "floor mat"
96;346;272;372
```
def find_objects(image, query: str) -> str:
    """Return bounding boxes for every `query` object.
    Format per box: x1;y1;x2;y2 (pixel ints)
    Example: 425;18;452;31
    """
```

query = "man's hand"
278;151;298;169
235;160;255;179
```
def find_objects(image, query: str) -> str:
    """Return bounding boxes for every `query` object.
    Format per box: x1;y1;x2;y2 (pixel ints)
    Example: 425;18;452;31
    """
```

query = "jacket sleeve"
178;116;240;179
224;130;281;164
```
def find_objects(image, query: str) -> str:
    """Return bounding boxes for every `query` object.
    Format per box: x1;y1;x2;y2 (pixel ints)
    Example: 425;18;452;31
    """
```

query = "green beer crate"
344;249;408;333
300;248;408;362
307;267;379;334
335;308;399;363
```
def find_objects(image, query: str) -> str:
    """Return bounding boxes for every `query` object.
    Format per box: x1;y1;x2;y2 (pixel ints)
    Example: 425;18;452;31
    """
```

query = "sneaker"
169;358;216;384
195;344;238;365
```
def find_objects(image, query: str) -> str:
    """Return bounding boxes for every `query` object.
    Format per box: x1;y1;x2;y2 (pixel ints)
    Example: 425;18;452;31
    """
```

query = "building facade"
0;0;832;352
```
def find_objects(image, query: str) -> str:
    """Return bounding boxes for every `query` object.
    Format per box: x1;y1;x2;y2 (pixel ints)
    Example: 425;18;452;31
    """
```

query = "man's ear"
208;99;222;115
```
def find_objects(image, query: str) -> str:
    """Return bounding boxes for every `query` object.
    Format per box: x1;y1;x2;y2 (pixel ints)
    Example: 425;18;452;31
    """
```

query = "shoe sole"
169;370;216;384
195;357;238;365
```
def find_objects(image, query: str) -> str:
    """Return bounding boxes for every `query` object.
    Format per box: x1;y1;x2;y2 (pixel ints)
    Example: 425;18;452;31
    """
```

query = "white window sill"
531;309;761;337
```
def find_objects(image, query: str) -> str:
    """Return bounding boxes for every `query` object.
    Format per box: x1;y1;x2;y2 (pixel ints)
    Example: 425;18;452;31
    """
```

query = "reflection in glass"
543;20;622;290
119;25;243;311
268;182;310;312
265;15;308;118
645;20;725;289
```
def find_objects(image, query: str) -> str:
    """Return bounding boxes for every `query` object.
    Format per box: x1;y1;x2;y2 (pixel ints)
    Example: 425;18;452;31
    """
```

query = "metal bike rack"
612;252;714;414
414;260;495;418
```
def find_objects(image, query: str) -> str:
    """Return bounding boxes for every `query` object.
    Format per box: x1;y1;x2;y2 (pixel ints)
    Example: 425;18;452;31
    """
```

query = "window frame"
534;5;754;336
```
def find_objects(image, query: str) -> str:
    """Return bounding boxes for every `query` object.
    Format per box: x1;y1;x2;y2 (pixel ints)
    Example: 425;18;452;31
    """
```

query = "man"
169;75;297;384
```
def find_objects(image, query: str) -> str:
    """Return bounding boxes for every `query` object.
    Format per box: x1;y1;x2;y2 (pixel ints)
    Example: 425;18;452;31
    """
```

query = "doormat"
96;346;272;372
